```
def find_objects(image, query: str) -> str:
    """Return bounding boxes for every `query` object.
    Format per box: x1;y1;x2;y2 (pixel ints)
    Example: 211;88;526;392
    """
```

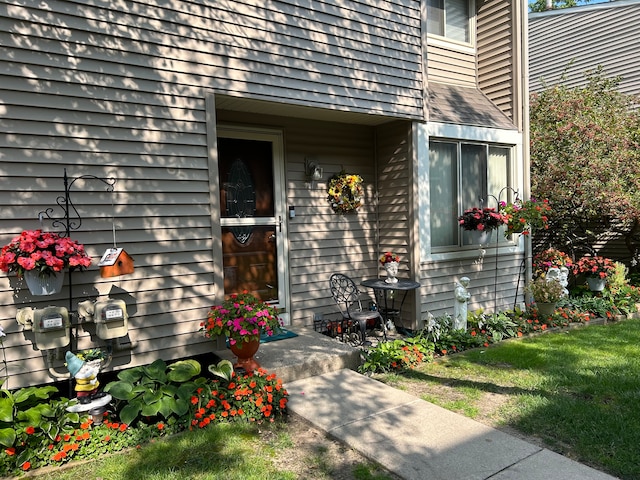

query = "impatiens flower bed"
189;368;288;427
0;363;289;477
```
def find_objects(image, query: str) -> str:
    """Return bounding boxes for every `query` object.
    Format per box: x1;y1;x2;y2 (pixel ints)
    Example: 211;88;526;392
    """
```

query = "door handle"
278;215;282;232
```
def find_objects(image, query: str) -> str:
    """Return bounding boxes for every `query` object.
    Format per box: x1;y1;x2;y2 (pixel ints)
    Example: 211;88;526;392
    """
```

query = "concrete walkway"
285;368;619;480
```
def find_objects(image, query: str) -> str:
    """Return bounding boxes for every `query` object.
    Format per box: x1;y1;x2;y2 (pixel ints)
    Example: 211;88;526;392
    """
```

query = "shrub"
359;337;433;374
189;368;288;425
103;359;206;427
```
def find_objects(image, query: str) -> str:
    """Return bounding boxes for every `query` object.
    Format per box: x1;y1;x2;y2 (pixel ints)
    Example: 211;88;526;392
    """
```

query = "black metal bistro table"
361;278;420;333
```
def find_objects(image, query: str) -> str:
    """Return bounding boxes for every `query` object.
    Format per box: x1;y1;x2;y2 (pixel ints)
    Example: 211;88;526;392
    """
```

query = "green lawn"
377;318;640;480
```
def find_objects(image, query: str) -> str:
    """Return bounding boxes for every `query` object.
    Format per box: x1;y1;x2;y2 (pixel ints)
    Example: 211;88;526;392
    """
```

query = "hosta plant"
104;358;205;427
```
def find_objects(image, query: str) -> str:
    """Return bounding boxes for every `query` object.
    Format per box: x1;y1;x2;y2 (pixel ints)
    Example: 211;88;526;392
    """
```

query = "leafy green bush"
0;358;291;477
104;358;205;427
359;336;433;374
0;383;80;475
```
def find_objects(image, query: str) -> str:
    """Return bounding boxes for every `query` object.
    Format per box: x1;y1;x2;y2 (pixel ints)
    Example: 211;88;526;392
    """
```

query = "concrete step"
213;327;362;382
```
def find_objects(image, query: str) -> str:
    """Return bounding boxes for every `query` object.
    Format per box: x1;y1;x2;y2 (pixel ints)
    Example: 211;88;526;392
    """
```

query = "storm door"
216;127;288;318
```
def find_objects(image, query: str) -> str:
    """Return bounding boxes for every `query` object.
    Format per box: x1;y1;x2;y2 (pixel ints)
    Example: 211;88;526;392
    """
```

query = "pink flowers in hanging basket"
458;207;507;232
0;229;91;278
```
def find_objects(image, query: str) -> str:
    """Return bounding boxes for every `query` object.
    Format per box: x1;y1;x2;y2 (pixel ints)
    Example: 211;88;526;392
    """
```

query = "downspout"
521;0;533;298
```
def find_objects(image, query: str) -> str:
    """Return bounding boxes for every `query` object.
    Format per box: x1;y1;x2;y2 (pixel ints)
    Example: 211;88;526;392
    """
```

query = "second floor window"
427;0;470;43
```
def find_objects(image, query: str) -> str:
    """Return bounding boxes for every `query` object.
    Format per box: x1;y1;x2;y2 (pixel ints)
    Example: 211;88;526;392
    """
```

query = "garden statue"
65;351;111;413
453;277;471;331
547;267;569;297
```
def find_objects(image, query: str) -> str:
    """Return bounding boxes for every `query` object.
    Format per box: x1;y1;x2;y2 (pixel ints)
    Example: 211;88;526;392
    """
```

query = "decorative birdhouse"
98;248;134;278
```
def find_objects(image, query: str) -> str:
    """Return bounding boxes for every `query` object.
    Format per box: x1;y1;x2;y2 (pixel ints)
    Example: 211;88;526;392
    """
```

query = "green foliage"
0;383;82;475
104;358;205;427
530;68;640;251
608;261;629;294
359;336;433;374
0;358;292;477
529;0;588;12
566;294;619;319
208;359;234;382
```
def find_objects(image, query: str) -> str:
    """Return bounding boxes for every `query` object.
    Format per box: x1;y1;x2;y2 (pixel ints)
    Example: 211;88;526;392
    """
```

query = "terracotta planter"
536;302;556;317
586;277;606;292
229;338;261;372
24;270;64;296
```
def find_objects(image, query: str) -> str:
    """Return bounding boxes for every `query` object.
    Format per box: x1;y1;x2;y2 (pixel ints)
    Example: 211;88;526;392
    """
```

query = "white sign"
42;315;63;329
98;248;123;267
105;308;123;320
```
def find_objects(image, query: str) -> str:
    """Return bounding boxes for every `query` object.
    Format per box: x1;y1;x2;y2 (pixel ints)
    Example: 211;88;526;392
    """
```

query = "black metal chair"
329;273;387;345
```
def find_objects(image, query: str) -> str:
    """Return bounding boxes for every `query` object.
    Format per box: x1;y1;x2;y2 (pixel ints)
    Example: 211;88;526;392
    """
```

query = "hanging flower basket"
458;207;507;232
499;198;552;238
327;171;364;214
0;229;92;294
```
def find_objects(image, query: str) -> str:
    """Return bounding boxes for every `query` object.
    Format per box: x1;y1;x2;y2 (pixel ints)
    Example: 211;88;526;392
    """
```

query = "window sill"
425;242;523;263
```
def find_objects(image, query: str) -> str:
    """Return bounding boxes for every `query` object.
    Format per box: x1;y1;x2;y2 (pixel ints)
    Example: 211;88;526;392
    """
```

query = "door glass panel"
218;138;274;218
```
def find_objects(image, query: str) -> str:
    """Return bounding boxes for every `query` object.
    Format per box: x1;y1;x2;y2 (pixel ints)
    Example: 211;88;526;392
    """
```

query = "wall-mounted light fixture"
304;157;323;183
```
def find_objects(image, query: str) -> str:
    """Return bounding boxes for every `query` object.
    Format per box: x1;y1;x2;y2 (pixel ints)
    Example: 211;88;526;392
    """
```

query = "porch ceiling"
215;95;403;126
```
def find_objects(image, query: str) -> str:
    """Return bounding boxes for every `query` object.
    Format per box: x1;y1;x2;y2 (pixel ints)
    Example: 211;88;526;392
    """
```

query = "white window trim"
426;0;476;51
417;122;524;262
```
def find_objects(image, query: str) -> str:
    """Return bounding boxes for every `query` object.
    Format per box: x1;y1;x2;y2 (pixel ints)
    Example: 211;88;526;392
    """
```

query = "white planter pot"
24;270;64;296
471;230;491;245
587;277;606;292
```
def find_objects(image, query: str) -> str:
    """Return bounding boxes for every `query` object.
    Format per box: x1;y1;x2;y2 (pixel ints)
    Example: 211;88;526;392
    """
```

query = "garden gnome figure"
66;351;101;403
453;277;471;331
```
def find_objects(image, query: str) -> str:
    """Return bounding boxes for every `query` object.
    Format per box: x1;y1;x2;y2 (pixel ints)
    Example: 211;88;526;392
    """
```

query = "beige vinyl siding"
420;252;526;319
477;0;516;123
426;44;477;87
0;0;424;119
0;0;422;388
375;121;419;327
529;2;640;98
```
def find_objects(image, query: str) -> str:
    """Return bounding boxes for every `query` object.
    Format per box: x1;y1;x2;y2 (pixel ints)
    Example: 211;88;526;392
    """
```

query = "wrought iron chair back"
329;273;386;344
329;273;364;317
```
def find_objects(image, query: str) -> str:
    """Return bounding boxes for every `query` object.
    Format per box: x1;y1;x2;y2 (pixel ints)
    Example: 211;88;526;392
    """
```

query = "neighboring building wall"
0;0;425;389
529;0;640;98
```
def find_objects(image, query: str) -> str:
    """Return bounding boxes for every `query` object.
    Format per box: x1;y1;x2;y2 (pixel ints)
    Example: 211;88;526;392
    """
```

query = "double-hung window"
429;140;513;249
427;0;471;44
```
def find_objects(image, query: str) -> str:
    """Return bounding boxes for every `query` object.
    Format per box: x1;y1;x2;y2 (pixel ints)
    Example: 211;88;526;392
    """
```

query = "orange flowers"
189;368;288;427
